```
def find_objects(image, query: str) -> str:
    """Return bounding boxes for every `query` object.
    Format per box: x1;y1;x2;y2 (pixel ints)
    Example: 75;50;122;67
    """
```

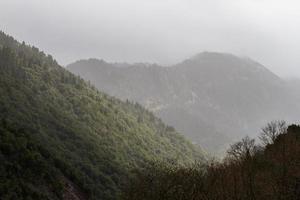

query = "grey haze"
1;0;300;78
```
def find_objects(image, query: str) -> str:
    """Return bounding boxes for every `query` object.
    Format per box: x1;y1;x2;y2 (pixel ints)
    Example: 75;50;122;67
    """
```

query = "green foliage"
0;120;64;200
0;31;205;199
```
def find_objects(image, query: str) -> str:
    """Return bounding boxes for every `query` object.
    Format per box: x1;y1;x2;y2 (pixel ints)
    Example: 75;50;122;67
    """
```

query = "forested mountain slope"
0;31;204;200
68;53;300;153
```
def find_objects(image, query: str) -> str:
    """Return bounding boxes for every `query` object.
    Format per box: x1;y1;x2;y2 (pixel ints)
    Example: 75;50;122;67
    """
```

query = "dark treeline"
123;121;300;200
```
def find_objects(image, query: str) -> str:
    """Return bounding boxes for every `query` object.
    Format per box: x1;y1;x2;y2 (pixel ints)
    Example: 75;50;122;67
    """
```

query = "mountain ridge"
67;53;300;154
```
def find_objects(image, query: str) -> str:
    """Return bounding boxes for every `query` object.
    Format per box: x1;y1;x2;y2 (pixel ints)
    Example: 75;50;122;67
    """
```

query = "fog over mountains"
68;52;300;154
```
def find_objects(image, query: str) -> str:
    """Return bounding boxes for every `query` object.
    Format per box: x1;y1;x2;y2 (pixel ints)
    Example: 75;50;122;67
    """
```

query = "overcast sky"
1;0;300;78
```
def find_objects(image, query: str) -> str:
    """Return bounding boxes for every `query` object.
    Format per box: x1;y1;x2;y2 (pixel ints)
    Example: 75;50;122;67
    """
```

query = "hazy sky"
1;0;300;78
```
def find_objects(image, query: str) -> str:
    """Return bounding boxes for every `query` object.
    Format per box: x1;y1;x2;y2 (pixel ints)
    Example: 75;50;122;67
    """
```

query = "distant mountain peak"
190;51;237;60
178;52;281;80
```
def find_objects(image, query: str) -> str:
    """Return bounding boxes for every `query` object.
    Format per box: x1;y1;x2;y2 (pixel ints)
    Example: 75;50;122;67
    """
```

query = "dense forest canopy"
0;31;205;200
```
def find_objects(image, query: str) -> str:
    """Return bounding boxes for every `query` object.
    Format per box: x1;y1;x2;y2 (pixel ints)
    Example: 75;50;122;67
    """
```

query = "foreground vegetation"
0;31;204;200
123;121;300;200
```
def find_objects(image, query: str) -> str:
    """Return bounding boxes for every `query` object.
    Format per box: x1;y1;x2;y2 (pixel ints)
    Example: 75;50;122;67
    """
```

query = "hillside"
67;53;300;153
0;31;205;200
